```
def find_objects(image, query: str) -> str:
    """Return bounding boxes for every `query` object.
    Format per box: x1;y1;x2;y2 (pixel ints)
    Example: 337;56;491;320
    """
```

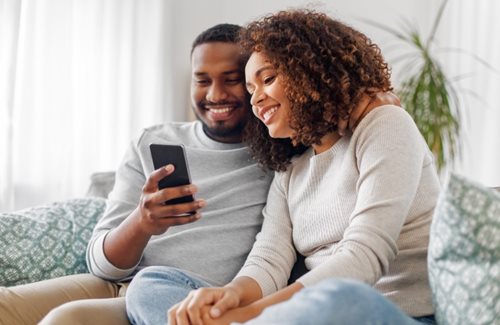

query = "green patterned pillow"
428;173;500;325
0;197;105;286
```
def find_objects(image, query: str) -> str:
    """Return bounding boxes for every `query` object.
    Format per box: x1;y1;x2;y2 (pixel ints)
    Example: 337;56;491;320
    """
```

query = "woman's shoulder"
351;104;431;160
353;105;419;138
361;104;412;125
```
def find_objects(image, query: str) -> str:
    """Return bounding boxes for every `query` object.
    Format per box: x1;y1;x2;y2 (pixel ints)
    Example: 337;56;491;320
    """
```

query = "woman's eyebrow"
246;65;274;89
254;65;274;77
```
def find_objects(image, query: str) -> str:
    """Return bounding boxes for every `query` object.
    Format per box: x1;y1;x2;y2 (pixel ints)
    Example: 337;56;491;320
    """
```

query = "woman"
169;9;440;325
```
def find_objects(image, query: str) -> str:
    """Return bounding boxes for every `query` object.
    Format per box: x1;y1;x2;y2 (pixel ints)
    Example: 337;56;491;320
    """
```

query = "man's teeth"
263;107;278;121
208;107;232;114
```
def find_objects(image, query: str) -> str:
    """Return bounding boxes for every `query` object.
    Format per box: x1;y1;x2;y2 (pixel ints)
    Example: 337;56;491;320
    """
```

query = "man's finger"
338;94;371;136
149;184;198;205
142;165;175;193
157;212;201;227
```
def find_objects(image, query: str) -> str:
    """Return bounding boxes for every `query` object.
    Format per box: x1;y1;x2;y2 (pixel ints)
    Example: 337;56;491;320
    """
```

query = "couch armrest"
86;172;116;198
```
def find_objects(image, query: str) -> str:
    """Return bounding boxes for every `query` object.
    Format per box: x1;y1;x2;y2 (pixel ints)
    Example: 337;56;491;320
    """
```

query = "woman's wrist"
222;304;263;324
244;302;265;320
225;276;263;307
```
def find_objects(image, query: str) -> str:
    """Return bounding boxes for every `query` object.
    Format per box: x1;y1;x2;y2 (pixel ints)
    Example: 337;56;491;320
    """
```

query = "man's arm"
87;140;205;279
337;91;401;136
103;165;205;269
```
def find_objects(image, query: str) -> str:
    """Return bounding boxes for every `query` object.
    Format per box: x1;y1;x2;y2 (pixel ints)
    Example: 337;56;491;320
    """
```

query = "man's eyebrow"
222;70;243;75
193;70;242;77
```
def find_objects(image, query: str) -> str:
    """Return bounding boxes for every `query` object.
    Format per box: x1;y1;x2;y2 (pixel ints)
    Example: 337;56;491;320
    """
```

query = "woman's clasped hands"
168;286;256;325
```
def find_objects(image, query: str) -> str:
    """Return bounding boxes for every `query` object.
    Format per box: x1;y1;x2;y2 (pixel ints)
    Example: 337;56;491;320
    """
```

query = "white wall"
165;0;500;187
165;0;431;120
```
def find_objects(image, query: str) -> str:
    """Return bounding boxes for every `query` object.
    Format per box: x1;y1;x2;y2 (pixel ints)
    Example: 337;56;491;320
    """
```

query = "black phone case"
149;144;194;205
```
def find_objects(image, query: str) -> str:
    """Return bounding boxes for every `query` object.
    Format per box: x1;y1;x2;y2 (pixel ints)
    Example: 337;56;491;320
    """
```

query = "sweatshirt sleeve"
86;134;146;280
235;172;297;296
298;106;433;287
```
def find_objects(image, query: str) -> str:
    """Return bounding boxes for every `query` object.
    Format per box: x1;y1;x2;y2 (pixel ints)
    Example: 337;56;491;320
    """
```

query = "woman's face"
245;52;294;139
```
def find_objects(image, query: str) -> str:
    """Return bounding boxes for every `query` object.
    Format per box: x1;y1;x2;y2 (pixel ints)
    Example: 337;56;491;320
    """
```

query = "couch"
0;172;498;325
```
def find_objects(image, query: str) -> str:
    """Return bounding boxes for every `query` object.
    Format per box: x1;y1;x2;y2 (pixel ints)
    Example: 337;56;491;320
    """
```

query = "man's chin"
202;121;245;141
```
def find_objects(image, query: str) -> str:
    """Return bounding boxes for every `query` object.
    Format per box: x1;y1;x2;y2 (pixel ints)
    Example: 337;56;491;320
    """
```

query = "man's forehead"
191;42;244;73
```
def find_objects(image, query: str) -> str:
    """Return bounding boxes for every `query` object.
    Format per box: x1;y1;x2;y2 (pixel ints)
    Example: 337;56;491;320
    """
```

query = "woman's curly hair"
240;9;392;171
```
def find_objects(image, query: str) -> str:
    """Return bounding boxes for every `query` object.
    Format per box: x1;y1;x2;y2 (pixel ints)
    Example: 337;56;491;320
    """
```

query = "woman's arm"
225;281;305;323
168;276;261;325
169;277;304;325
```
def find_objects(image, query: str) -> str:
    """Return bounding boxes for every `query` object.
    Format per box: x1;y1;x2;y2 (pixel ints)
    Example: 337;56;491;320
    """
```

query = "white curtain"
0;0;179;211
438;0;500;186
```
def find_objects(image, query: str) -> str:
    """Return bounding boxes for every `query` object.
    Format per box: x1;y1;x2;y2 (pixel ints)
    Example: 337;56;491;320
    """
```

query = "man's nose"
206;83;228;102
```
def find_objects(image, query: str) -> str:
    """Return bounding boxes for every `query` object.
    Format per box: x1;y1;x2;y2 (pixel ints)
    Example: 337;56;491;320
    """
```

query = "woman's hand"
199;305;261;325
168;287;241;325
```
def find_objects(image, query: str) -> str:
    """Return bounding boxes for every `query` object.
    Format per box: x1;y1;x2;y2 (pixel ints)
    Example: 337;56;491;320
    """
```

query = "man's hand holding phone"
137;164;206;236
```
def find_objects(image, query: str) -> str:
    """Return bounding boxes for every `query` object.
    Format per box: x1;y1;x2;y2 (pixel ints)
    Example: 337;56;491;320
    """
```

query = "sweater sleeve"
86;134;146;280
235;172;297;296
298;106;431;287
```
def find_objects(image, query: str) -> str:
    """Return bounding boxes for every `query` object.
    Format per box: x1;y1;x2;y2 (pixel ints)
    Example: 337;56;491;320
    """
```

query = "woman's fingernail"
211;308;221;318
164;164;173;172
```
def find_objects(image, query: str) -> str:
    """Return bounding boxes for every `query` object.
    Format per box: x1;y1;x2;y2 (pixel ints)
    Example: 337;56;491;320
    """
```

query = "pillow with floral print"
428;173;499;325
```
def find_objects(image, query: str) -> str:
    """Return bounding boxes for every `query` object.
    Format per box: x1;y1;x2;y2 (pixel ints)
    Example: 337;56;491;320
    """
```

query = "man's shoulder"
142;121;198;135
136;121;199;145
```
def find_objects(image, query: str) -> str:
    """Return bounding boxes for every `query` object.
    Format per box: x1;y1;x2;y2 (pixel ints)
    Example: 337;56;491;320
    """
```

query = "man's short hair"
191;23;242;54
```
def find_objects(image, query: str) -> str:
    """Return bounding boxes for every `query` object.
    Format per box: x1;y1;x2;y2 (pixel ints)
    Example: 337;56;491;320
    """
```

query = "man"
0;23;269;325
0;23;397;325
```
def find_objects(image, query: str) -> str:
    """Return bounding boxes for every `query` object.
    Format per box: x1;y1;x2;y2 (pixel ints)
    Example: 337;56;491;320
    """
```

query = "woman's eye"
264;76;275;84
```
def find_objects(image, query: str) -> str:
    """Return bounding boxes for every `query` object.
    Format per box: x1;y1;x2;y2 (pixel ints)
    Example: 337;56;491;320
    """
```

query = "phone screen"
149;144;194;205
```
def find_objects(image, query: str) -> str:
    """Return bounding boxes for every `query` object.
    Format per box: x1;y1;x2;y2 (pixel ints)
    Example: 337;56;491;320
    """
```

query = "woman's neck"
312;132;341;154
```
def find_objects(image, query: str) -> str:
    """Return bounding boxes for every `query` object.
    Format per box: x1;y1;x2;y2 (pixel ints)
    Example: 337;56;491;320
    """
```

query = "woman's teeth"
263;106;278;122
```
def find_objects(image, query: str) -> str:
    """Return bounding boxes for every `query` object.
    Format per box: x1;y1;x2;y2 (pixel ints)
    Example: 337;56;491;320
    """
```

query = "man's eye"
226;78;242;85
196;80;209;85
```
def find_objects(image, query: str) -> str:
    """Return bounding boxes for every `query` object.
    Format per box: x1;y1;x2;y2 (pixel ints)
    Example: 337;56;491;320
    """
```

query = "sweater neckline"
193;121;246;150
308;136;349;161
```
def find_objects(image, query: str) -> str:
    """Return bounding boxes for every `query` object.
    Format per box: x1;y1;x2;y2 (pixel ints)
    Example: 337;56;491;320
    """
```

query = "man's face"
191;42;250;143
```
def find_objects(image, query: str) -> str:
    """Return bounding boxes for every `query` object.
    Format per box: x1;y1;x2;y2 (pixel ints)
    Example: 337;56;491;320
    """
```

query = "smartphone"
149;144;194;205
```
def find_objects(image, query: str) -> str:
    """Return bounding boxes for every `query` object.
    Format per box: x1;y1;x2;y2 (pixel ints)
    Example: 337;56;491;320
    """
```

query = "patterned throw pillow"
0;197;105;286
428;173;500;325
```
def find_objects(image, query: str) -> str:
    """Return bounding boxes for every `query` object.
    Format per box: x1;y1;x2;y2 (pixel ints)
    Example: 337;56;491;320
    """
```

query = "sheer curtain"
438;0;500;186
0;0;178;211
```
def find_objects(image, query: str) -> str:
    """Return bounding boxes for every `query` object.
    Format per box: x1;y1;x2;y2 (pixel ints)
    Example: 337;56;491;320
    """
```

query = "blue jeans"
243;279;435;325
126;266;212;325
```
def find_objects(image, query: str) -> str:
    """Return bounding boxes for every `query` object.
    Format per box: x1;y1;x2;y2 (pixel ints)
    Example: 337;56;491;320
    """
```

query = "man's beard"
201;119;247;140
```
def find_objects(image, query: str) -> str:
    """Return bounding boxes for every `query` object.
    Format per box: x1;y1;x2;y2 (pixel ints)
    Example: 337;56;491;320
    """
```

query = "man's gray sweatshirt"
86;121;272;285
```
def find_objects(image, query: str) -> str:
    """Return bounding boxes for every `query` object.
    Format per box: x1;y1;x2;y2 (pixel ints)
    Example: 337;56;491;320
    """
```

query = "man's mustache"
199;100;241;108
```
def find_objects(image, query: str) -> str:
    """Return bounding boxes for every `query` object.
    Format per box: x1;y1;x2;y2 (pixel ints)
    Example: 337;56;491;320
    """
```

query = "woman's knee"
304;278;378;303
294;279;415;324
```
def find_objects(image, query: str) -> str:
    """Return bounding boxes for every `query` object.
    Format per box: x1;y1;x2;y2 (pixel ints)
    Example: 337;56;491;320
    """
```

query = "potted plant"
366;0;469;171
